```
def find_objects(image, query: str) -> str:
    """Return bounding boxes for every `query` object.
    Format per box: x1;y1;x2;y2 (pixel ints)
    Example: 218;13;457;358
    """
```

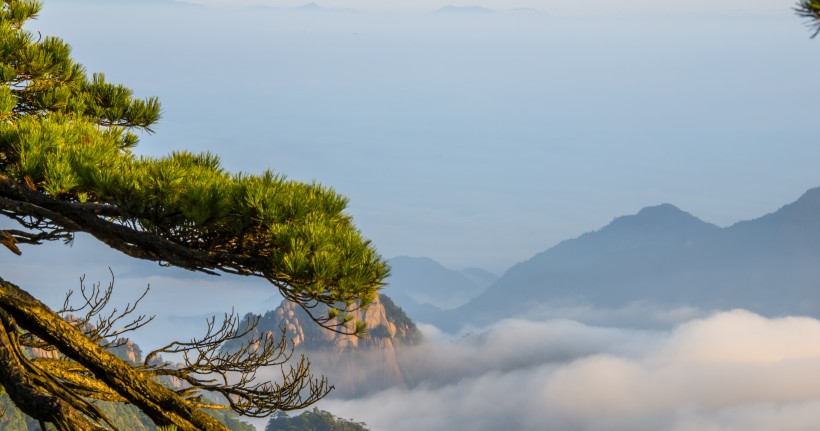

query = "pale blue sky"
22;1;820;275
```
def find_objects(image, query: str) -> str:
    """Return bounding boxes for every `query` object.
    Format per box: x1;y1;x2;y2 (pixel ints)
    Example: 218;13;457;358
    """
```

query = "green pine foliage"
0;0;388;326
265;409;370;431
796;0;820;37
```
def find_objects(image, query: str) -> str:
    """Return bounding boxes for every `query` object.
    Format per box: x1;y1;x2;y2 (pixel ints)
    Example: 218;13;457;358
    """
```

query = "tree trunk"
0;276;231;431
0;310;104;431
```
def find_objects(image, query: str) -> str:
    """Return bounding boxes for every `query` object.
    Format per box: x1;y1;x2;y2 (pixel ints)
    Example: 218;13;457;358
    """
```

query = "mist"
314;311;820;431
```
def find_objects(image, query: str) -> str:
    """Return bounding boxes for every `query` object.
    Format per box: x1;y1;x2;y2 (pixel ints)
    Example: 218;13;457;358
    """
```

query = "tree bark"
0;276;231;431
0;310;104;431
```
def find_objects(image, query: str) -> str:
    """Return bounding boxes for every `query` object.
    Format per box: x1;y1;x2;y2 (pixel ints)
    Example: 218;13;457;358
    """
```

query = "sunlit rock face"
109;338;143;364
230;294;422;397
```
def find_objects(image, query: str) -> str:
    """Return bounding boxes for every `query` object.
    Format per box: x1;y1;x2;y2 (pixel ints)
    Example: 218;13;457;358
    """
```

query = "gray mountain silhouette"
383;256;497;317
434;187;820;330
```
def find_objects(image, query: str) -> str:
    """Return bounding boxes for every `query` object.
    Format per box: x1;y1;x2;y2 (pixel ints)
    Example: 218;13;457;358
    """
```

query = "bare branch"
58;270;155;348
145;312;331;417
20;271;154;352
0;275;230;431
5;273;330;425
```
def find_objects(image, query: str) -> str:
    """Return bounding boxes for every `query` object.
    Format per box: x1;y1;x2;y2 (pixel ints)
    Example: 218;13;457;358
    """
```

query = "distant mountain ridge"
435;186;820;330
435;5;494;14
383;256;497;320
293;2;353;13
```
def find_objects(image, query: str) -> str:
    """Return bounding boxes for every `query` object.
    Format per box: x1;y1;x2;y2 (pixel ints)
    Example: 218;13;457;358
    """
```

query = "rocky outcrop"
109;338;143;364
267;294;419;350
228;294;422;397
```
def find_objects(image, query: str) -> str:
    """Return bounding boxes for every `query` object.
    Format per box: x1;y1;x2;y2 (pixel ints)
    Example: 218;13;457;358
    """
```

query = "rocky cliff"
230;294;422;397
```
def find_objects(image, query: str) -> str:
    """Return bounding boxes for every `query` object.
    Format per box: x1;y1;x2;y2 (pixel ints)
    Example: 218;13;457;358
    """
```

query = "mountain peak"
736;185;820;232
791;186;820;209
634;203;708;224
222;295;420;397
636;203;684;216
605;203;714;233
386;256;492;310
225;294;420;352
440;186;820;332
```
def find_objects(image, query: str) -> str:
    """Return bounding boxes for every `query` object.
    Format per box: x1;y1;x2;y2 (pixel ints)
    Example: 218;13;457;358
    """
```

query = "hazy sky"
5;0;819;335
17;0;820;275
185;0;790;15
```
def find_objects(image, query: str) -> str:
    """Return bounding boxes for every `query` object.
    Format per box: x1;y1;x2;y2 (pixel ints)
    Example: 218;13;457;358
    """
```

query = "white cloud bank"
319;310;820;431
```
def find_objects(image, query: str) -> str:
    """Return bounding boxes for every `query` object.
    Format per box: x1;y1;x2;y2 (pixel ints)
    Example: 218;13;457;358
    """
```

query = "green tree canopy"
0;1;388;430
265;408;370;431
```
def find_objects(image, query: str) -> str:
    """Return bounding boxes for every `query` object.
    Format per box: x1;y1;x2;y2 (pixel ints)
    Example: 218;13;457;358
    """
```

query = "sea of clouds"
313;311;820;431
8;234;820;431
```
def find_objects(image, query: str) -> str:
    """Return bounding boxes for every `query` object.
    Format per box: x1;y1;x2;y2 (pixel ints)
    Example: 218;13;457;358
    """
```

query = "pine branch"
796;0;820;37
0;174;383;333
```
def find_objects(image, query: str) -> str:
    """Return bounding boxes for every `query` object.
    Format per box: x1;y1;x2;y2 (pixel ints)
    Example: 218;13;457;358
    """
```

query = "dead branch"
0;275;230;431
145;312;331;416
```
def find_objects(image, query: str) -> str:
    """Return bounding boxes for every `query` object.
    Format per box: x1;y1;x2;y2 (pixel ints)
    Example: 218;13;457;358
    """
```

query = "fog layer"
320;311;820;431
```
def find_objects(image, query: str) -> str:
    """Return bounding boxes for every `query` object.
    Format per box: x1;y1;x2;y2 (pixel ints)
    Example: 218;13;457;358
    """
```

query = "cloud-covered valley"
318;311;820;431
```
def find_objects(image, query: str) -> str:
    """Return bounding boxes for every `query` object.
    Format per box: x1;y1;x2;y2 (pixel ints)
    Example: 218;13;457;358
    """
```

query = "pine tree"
265;408;370;431
0;1;388;430
796;0;820;37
